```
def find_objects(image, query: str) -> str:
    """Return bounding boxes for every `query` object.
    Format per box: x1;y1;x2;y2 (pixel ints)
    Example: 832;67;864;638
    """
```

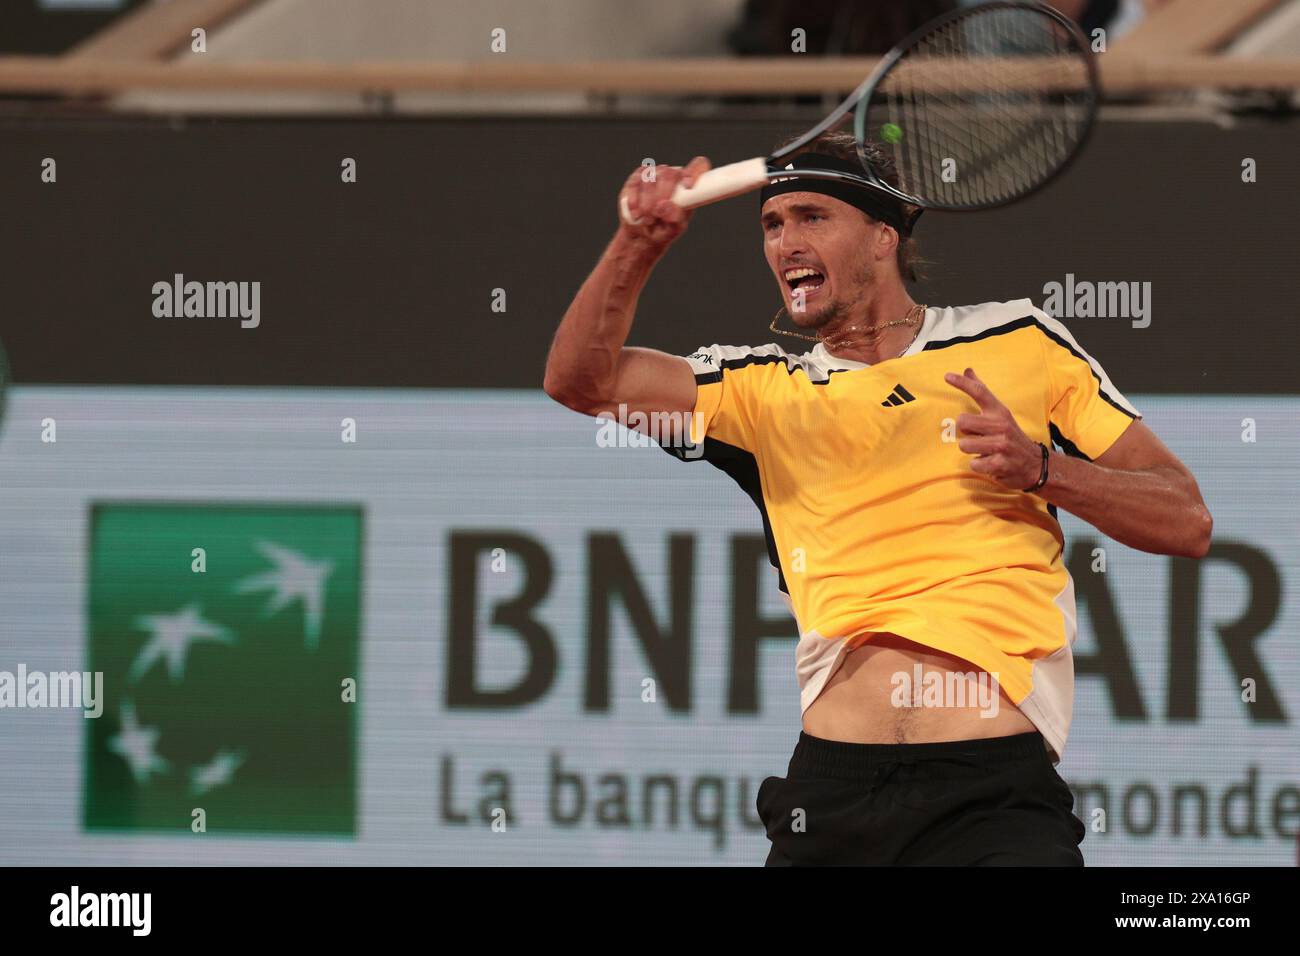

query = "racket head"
852;1;1099;211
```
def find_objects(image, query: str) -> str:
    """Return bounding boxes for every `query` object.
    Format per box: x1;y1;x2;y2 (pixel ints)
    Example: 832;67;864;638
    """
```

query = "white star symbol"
234;541;333;650
190;748;246;797
108;700;169;786
128;603;235;683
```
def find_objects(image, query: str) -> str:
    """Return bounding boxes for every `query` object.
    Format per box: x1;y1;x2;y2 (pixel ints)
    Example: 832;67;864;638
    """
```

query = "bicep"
588;347;697;431
1091;417;1211;536
1093;418;1184;474
579;343;763;452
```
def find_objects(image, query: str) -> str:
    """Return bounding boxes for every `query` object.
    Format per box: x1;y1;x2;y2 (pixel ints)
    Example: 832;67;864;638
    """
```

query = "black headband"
759;152;920;237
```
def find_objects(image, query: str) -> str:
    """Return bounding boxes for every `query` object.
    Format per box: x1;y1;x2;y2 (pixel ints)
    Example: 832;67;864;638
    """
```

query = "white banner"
0;388;1295;865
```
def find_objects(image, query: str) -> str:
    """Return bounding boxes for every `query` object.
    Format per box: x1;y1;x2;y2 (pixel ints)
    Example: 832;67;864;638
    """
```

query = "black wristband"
1023;442;1050;493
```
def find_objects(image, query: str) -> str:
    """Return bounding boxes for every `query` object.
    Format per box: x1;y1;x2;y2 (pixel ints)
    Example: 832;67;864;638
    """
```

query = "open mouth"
784;266;826;301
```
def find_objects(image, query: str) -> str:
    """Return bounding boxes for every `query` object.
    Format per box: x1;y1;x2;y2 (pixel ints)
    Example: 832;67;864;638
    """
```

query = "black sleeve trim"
657;435;787;596
921;315;1137;421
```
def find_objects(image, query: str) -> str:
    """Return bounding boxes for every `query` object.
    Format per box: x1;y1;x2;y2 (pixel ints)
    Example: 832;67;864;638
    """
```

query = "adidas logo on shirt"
881;384;916;407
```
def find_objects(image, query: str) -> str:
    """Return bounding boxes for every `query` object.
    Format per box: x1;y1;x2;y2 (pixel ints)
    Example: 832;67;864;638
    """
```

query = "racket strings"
866;5;1093;209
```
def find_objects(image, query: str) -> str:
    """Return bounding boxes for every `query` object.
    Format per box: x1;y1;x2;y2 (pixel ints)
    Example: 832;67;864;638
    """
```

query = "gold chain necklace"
771;302;927;357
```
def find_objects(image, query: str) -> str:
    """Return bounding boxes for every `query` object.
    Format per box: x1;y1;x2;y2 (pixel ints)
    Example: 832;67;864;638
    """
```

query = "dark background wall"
0;1;146;55
0;112;1295;391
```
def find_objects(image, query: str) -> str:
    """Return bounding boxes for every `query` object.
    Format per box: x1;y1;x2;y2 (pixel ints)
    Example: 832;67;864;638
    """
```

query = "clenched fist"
618;156;711;249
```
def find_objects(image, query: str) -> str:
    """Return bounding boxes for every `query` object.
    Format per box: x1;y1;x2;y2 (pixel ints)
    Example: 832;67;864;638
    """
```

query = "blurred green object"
0;336;8;433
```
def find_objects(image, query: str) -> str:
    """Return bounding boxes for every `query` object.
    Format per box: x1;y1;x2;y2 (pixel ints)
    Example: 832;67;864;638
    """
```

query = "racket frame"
620;1;1097;224
848;0;1100;212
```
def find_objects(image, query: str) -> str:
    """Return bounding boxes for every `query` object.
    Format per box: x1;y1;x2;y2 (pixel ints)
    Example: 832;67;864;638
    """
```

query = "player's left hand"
944;367;1042;490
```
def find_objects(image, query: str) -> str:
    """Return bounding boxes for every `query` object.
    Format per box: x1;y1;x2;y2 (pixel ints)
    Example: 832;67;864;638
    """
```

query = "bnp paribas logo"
82;503;363;837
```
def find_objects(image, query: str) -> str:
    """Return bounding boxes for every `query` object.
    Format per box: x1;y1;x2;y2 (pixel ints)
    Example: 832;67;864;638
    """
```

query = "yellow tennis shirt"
662;299;1140;761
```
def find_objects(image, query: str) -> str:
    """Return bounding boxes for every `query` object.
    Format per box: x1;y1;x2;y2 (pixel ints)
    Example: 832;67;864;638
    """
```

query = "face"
761;192;885;331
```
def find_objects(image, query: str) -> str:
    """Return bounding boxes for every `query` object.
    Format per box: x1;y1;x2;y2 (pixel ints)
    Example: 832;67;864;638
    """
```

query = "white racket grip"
619;157;769;225
671;157;770;208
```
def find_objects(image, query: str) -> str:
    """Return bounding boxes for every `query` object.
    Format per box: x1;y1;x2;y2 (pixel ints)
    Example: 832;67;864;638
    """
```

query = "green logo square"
83;503;363;837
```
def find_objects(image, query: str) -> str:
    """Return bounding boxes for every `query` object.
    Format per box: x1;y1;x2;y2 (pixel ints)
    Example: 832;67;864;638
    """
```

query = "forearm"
544;230;661;405
1037;451;1212;558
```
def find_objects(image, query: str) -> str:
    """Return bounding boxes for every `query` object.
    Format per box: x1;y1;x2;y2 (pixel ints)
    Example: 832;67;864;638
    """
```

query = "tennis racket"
620;1;1097;224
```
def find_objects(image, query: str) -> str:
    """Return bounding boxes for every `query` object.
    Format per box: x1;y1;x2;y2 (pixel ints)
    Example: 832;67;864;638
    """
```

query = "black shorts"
756;730;1086;866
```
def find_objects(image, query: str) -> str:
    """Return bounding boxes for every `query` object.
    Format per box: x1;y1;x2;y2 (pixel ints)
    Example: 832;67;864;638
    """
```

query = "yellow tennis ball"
881;123;903;144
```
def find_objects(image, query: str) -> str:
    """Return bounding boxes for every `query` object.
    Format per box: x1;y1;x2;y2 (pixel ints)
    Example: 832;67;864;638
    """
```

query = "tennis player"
543;132;1212;865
